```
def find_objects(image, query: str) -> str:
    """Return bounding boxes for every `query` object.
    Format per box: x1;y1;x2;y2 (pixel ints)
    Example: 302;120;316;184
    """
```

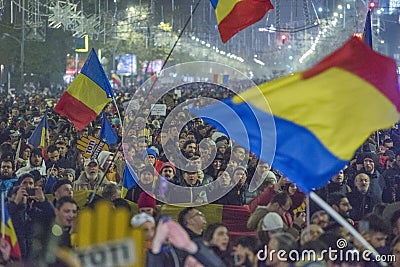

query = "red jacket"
248;185;306;214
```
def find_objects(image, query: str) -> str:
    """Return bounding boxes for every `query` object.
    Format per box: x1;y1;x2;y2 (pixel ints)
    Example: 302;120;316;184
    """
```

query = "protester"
74;158;109;190
0;158;18;194
131;212;155;249
15;148;46;177
52;196;78;248
147;219;225;267
8;171;55;259
247;192;293;230
52;179;73;205
203;223;233;266
178;207;207;241
347;173;381;221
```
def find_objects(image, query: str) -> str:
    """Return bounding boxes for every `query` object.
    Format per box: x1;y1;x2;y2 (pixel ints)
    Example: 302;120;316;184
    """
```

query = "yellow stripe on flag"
215;0;241;24
234;69;398;160
67;74;111;115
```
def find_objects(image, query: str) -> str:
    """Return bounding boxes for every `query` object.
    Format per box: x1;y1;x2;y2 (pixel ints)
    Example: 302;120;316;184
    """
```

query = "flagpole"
123;0;202;141
112;97;123;127
143;0;202;96
309;192;388;266
14;137;22;167
1;191;5;239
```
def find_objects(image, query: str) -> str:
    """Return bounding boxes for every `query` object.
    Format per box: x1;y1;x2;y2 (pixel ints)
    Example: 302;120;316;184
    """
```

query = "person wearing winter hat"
124;166;156;203
257;212;285;245
355;152;385;199
216;141;228;156
131;212;155;247
261;212;284;232
16;147;47;177
62;169;75;182
53;180;74;201
11;170;55;258
137;191;157;217
142;148;157;165
159;162;176;181
142;148;163;174
74;158;109;190
17;170;42;187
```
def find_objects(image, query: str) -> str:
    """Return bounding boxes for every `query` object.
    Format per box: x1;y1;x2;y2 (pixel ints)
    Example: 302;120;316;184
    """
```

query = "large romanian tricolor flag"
195;37;400;193
55;49;114;131
211;0;274;43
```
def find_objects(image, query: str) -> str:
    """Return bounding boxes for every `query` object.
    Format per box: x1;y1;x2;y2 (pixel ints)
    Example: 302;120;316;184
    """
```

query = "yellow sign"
75;34;89;53
77;135;109;159
74;201;144;267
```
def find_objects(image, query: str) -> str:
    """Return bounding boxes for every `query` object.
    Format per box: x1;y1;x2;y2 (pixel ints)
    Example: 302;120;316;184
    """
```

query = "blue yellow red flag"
194;37;400;193
211;0;274;43
27;113;48;148
54;48;114;131
1;193;21;259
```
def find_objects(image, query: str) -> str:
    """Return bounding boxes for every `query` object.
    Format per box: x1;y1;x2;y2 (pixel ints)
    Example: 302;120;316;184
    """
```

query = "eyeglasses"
189;211;204;219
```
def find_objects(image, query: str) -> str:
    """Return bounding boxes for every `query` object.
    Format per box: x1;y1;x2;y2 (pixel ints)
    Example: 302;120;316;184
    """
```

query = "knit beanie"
137;192;156;209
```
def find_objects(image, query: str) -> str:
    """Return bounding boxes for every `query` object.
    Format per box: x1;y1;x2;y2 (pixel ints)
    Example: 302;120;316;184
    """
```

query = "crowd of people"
0;80;399;266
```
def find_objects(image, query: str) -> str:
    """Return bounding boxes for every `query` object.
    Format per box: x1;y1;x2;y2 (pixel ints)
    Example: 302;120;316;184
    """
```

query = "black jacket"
8;199;55;259
347;189;381;221
146;241;226;267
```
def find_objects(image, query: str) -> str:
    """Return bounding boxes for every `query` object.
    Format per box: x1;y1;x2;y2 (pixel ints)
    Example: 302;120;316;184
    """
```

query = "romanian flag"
27;113;48;148
54;49;114;131
2;202;22;259
121;164;137;198
195;37;400;193
111;73;122;86
213;74;222;84
211;0;274;43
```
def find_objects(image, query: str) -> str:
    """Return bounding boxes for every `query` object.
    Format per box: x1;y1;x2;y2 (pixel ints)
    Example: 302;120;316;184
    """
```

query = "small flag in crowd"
121;164;137;198
54;48;114;131
1;194;21;260
194;36;400;193
211;0;274;43
363;10;373;48
99;113;118;145
27;113;48;148
111;73;122;86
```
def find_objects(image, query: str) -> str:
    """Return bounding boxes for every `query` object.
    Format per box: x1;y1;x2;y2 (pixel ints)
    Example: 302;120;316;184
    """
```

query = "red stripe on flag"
218;0;273;43
221;205;255;243
4;235;21;259
54;92;98;131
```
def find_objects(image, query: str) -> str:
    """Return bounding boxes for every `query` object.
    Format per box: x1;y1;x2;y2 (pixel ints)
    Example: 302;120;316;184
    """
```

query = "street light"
2;33;24;91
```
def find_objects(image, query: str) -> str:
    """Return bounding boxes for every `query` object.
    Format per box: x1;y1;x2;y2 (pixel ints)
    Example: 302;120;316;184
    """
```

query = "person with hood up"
15;148;46;177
